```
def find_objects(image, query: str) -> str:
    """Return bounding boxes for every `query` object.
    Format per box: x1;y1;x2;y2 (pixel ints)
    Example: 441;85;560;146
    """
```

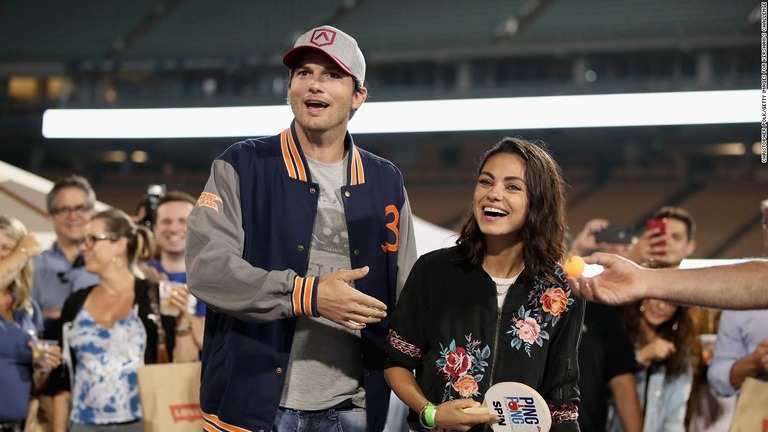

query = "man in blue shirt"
142;190;204;350
30;174;98;432
707;199;768;397
33;175;99;336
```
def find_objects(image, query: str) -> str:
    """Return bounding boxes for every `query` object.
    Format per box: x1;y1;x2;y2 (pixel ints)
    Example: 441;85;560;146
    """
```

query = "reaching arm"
0;234;39;288
186;159;388;330
185;160;302;322
384;366;494;431
568;253;768;310
570;218;609;257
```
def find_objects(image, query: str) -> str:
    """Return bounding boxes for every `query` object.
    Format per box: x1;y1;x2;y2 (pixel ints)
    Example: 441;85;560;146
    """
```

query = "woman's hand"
433;399;497;431
637;337;676;365
17;234;41;258
31;340;62;372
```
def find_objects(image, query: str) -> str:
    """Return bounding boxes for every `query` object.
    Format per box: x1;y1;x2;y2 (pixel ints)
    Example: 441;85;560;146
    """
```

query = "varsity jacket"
385;247;584;432
186;122;417;432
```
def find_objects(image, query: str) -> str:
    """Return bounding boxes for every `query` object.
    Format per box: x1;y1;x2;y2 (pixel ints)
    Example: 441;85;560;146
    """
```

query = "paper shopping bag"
137;361;203;432
728;377;768;432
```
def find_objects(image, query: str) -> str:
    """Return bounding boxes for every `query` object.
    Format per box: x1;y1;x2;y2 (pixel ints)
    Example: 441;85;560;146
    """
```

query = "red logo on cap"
310;29;336;47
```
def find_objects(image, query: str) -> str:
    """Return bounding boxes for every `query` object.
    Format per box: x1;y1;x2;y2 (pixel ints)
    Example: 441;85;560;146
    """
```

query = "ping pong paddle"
463;381;551;432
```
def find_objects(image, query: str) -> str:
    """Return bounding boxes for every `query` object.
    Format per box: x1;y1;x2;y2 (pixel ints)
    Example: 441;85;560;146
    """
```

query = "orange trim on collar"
350;146;365;185
280;130;298;179
281;127;364;186
280;129;307;181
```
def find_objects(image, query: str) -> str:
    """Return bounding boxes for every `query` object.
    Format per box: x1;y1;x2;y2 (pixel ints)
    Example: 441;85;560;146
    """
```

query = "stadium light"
42;90;759;139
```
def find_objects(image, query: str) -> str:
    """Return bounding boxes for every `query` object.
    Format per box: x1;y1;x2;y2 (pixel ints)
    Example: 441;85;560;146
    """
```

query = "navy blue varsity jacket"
186;121;417;432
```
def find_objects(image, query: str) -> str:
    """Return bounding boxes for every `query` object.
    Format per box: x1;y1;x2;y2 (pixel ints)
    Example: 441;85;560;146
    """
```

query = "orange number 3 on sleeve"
381;205;400;252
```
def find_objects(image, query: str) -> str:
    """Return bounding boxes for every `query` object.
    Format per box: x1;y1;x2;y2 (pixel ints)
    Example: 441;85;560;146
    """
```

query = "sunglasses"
51;204;93;216
79;234;119;248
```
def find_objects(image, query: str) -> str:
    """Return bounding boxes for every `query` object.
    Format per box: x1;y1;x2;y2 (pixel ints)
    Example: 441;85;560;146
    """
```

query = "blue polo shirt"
32;243;99;336
0;301;43;422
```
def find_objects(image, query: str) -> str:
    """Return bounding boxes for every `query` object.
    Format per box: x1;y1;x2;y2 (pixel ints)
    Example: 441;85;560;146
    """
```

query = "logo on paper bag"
170;403;203;422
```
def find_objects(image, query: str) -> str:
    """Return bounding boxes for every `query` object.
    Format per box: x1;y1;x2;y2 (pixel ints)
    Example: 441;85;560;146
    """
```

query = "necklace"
495;284;512;296
492;264;525;296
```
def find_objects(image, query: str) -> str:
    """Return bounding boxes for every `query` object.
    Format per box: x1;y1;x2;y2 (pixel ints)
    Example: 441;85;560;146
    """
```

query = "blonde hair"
0;215;33;313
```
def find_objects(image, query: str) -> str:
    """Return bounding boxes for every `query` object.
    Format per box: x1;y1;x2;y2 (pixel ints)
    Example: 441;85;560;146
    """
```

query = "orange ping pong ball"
564;256;585;277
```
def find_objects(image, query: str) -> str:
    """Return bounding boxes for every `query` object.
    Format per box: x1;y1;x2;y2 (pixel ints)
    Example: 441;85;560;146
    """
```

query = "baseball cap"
283;25;366;85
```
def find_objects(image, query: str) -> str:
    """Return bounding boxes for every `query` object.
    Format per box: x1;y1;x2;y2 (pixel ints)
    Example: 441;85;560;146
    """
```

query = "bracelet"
425;404;437;429
419;402;436;429
175;320;193;336
18;247;31;259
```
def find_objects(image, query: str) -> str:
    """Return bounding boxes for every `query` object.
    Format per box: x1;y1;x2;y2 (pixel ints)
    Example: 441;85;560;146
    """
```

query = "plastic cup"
32;339;59;371
159;280;183;316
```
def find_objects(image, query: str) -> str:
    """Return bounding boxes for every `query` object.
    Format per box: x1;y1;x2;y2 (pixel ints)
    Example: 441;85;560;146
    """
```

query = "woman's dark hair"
622;302;700;376
455;137;567;278
91;208;156;276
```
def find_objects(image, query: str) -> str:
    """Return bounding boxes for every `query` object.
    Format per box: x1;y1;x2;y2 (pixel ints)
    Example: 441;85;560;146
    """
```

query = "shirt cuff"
291;275;319;317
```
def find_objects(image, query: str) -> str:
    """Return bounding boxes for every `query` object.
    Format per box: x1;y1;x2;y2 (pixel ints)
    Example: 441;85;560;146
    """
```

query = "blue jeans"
273;407;366;432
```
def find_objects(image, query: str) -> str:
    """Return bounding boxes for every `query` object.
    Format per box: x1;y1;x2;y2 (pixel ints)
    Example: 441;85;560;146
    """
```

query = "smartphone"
646;218;667;246
594;225;635;244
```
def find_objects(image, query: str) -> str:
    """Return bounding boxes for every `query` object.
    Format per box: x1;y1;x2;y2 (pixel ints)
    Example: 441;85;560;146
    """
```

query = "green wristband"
425;403;437;428
419;402;436;429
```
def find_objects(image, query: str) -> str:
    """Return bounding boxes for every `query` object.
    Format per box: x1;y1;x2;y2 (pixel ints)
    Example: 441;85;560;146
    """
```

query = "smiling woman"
610;297;699;432
383;137;584;432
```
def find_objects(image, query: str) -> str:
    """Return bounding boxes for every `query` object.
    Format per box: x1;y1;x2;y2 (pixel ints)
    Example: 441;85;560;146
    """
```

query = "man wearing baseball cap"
186;25;417;432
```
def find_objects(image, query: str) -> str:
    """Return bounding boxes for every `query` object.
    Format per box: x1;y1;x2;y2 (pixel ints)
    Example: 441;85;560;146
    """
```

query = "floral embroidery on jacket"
435;334;491;401
507;268;574;357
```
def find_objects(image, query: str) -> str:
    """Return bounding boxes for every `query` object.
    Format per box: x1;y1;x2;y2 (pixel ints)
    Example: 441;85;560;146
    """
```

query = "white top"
491;266;524;308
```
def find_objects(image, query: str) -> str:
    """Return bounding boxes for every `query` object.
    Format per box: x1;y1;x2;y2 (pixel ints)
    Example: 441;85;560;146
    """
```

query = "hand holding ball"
564;256;585;278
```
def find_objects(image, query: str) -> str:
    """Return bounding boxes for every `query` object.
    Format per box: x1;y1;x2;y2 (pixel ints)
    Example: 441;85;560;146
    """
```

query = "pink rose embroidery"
443;347;471;378
515;317;540;344
453;375;479;397
541;287;569;317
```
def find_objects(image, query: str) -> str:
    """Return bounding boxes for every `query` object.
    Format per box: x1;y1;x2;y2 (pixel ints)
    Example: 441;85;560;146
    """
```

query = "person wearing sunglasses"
32;175;100;335
29;175;99;431
46;209;198;432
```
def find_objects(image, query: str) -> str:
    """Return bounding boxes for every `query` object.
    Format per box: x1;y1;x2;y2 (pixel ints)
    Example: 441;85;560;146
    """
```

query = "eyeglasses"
79;234;119;248
51;204;92;216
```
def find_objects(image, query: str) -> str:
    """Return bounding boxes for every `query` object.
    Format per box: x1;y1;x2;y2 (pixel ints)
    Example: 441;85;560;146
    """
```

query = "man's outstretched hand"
316;266;388;330
567;252;650;306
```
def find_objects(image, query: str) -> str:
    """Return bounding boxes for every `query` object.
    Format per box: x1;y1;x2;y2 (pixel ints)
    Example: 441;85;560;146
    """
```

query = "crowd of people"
0;175;202;432
1;23;766;432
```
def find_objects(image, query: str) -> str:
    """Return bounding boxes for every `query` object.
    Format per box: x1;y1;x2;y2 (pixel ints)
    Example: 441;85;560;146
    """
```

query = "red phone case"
646;218;667;246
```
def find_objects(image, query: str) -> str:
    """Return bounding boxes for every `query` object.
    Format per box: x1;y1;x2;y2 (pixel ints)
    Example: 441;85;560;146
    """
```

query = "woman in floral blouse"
384;137;584;432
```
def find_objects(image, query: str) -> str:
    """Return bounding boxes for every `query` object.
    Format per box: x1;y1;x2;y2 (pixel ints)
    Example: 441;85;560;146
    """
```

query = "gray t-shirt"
280;155;365;410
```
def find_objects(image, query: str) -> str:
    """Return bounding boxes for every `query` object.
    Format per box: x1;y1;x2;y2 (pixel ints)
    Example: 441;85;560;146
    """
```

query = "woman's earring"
672;321;679;331
639;304;645;313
